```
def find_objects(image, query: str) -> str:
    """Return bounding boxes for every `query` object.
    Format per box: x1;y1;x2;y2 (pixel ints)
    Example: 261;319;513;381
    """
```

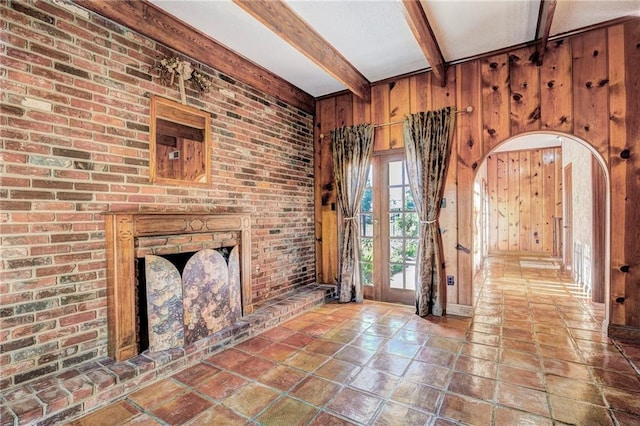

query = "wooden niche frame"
150;96;211;186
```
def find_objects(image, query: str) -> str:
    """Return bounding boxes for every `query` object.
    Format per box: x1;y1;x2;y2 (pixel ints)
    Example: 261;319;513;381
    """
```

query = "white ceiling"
150;0;640;98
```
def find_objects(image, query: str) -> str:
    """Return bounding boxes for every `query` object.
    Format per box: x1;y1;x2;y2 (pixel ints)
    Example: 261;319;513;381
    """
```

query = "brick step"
0;284;336;426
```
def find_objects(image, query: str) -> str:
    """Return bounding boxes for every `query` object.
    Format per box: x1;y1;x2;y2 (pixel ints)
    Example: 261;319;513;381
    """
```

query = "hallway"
73;256;640;425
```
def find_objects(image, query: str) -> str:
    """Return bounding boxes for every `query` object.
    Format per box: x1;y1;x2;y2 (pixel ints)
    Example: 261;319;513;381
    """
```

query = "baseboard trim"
446;303;474;317
608;323;640;342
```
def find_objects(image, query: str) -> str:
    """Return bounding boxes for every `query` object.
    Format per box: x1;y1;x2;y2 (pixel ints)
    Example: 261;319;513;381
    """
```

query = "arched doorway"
471;131;611;324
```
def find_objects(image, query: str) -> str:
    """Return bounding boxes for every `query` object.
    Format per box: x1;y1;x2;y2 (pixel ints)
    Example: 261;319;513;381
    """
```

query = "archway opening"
471;131;611;325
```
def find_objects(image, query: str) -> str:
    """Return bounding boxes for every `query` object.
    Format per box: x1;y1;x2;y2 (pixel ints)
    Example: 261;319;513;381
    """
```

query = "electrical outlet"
441;198;446;208
168;150;180;160
446;275;455;286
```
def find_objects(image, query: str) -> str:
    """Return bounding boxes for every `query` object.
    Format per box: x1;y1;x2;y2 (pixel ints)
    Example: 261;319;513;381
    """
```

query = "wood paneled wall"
486;148;562;254
314;19;640;332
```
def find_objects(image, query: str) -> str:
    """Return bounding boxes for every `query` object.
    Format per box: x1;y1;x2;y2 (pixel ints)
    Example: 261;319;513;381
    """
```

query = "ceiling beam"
534;0;557;66
73;0;315;113
232;0;371;103
401;0;447;87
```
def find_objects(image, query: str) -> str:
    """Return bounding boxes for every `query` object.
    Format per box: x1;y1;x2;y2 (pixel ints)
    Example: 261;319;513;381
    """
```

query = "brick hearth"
0;284;335;425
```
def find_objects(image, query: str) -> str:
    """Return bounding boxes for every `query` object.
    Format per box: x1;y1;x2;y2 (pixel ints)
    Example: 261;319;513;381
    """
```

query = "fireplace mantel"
104;211;252;361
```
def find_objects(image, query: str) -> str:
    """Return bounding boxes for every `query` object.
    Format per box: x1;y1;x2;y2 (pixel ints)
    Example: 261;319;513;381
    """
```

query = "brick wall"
0;0;316;389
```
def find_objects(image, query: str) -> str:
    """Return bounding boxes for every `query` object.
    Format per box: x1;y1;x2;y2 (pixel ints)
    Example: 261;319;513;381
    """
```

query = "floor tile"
222;382;279;418
496;382;550;417
71;400;140;426
333;345;376;366
284;351;328;372
308;411;357;426
549;394;614;425
150;391;212;425
231;355;276;379
350;367;399;397
494;406;552;426
171;362;219;387
367;352;411;376
545;374;604;406
184;404;247;426
290;376;341;407
404;359;451;389
438;393;493;425
373;400;433;426
314;358;361;383
256;396;318;426
128;379;187;410
326;387;383;424
447;372;496;401
258;342;300;362
391;380;441;413
194;371;248;400
257;364;307;391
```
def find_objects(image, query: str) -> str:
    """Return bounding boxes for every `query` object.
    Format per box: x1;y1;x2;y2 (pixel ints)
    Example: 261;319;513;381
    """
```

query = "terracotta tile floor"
71;256;640;425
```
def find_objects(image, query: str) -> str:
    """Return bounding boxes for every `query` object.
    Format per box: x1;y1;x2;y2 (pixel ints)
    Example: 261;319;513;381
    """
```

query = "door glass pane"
361;239;373;286
388;161;403;186
361;166;373;286
389;188;403;211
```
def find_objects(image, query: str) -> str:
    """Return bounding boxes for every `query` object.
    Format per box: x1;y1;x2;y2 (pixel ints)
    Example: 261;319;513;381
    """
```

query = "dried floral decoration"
156;56;212;104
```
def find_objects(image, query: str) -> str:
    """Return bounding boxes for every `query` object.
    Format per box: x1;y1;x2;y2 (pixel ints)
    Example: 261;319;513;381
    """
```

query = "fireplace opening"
134;246;239;354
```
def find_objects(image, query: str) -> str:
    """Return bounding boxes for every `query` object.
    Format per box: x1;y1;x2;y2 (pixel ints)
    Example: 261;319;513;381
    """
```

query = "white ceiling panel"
421;0;539;62
149;0;346;96
552;0;640;36
286;0;429;82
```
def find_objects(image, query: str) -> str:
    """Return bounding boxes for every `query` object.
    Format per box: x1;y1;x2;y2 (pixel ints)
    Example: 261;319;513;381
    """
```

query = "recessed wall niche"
150;96;211;186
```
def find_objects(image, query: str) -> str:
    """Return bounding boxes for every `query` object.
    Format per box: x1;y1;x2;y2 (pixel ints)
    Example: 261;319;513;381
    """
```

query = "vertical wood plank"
314;101;323;283
432;67;458;308
487;154;499;252
482;54;510;150
530;149;544;252
508;151;520;251
496;153;509;251
540;39;573;133
318;98;338;284
409;73;430;113
554;148;563;220
456;61;483;305
509;46;541;135
389;79;410;149
335;93;353;128
592;157;606;303
572;29;610;162
352;92;371;125
542;148;556;254
519;151;531;252
372;83;390;151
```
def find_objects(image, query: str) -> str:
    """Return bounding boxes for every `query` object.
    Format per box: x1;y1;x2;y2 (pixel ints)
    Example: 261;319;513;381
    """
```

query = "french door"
361;152;417;305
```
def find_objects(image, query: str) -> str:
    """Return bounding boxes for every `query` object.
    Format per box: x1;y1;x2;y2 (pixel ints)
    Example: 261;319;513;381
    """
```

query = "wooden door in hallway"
563;164;573;273
361;152;415;305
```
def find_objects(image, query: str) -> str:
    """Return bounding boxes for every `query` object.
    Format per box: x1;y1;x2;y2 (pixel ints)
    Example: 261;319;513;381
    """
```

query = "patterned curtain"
403;107;455;316
331;124;374;303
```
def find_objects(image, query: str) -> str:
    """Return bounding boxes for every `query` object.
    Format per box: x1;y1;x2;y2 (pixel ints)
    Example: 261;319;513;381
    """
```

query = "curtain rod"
319;106;473;139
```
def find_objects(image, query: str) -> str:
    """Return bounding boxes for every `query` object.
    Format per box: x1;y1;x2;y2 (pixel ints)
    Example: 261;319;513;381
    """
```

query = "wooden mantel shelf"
104;211;252;361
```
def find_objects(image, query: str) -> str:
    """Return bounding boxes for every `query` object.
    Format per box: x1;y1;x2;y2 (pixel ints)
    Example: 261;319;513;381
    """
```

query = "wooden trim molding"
74;0;315;113
233;0;371;103
446;303;474;317
104;211;252;361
